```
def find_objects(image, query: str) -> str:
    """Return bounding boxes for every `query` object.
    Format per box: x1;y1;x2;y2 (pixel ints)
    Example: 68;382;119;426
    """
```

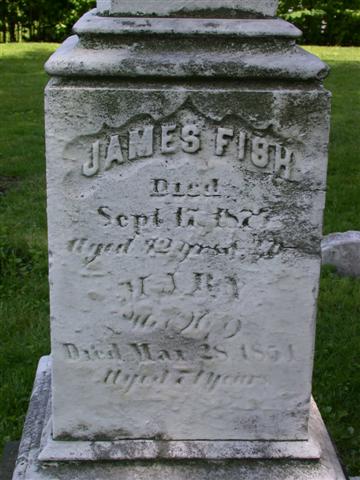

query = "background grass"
307;47;360;474
0;43;360;475
0;43;56;455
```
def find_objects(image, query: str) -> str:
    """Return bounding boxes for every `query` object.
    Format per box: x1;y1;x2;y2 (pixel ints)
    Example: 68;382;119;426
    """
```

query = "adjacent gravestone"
322;231;360;277
13;1;348;479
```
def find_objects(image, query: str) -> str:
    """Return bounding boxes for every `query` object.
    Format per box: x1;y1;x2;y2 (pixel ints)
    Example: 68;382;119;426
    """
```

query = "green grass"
0;43;360;475
306;47;360;474
0;43;56;453
306;47;360;234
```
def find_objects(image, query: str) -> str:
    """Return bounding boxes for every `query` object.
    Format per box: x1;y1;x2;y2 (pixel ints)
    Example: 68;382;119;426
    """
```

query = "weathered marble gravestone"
322;231;360;277
13;1;348;479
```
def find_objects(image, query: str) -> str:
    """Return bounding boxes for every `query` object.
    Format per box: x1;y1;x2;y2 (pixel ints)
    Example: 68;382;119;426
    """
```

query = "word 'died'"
81;122;297;180
150;178;221;198
103;367;267;394
62;341;228;364
62;340;292;365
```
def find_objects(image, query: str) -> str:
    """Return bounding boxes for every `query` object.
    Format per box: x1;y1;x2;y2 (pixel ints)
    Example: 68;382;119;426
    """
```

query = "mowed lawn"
0;43;360;474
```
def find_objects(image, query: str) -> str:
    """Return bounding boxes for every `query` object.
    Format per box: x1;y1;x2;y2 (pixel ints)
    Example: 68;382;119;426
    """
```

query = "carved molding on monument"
96;0;280;18
45;10;328;80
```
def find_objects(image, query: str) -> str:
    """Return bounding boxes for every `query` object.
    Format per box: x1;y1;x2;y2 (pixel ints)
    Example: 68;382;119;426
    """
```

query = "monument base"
13;357;348;480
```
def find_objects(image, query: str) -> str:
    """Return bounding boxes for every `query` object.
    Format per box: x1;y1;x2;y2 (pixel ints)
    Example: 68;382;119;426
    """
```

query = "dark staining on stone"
279;92;331;130
100;8;271;20
61;427;134;442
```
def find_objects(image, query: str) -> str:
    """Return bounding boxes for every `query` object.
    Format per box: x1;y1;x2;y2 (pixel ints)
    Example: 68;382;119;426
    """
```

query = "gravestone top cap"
96;0;279;17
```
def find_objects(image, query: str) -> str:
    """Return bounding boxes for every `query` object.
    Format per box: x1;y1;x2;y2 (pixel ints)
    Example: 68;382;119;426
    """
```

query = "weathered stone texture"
45;13;328;81
12;358;348;480
96;0;279;17
45;83;330;442
322;231;360;277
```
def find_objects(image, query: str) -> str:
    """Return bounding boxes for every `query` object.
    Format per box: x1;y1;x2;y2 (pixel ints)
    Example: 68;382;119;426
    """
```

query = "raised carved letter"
238;130;247;161
161;125;177;153
251;137;269;168
215;127;234;156
129;127;154;160
105;135;125;170
275;145;294;180
181;124;201;153
82;140;100;177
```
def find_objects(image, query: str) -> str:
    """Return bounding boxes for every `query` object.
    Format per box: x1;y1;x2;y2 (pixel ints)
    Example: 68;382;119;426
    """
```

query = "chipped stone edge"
12;356;51;480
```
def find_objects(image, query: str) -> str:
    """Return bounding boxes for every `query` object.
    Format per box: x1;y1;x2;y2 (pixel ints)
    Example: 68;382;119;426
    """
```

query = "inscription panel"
46;88;329;441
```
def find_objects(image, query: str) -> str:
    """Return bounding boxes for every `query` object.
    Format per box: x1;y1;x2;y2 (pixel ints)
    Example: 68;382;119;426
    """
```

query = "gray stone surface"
39;399;321;461
13;357;348;480
41;0;331;448
45;83;329;442
96;0;280;17
322;231;360;277
45;12;328;80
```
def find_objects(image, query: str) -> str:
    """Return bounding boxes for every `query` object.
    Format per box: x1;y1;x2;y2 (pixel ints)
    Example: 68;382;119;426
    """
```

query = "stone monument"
13;1;348;479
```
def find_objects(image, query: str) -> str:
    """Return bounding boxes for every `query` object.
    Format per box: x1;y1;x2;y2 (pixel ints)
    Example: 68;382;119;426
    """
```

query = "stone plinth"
12;357;348;480
12;1;347;479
